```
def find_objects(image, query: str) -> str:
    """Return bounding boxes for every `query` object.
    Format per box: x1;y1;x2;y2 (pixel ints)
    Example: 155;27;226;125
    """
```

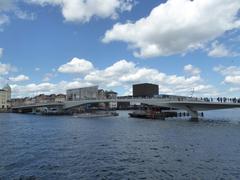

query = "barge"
129;110;178;120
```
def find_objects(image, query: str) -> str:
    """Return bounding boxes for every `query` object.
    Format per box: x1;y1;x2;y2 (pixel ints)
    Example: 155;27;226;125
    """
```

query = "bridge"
11;102;64;113
12;97;240;120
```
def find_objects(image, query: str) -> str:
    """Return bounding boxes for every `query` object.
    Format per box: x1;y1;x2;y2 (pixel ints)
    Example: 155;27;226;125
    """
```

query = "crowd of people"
200;97;240;103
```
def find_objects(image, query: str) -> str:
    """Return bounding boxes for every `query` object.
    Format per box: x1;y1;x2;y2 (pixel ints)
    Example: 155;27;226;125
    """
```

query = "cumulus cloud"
26;0;134;23
208;41;239;57
9;58;218;97
12;82;57;97
58;57;94;74
11;80;93;97
103;0;240;58
184;64;201;76
10;58;218;97
57;58;217;96
9;74;29;82
214;65;240;86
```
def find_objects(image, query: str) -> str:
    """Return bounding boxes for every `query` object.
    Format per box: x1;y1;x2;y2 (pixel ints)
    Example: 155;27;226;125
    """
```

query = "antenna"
190;88;195;97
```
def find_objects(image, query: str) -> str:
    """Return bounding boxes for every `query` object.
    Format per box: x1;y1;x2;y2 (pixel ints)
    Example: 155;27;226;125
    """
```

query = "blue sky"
0;0;240;97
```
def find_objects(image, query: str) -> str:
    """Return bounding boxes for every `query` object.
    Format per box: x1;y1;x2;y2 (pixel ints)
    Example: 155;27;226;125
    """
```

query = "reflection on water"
0;110;240;179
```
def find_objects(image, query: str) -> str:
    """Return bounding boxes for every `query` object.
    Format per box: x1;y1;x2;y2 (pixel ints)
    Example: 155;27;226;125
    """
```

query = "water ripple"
0;112;240;179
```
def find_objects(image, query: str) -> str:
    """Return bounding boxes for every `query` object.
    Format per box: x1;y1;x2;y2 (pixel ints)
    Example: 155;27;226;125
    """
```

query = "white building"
0;84;11;109
55;94;66;102
67;86;98;101
109;102;117;109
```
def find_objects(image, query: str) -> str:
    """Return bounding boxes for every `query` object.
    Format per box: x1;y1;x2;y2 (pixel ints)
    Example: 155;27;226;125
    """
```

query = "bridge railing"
116;96;240;104
12;102;64;108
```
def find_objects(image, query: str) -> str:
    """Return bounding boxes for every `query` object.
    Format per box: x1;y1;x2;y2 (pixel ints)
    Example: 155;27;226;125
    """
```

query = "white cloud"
214;65;240;86
0;0;35;29
9;74;29;82
11;58;218;97
26;0;134;23
208;41;239;57
0;14;9;27
82;59;216;96
103;0;240;58
0;48;3;58
58;57;94;74
12;82;57;97
14;9;36;20
0;62;13;75
224;76;240;85
184;64;201;75
214;65;240;76
11;80;93;97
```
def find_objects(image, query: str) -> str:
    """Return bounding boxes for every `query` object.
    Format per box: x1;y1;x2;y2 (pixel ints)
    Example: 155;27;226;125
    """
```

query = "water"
1;110;240;179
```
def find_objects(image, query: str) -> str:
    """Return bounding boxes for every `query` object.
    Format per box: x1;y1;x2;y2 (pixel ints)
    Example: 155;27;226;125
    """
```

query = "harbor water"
1;110;240;179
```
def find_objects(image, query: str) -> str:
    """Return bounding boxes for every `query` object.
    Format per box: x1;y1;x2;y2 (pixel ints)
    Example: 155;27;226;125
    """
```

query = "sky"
0;0;240;98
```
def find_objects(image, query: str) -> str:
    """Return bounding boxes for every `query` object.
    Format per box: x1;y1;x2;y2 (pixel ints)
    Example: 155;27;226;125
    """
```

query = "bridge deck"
12;98;240;113
11;98;240;120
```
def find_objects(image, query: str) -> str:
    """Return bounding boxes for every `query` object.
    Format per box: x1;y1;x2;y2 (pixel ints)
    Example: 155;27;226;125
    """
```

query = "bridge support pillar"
184;106;199;122
32;107;37;114
189;112;199;122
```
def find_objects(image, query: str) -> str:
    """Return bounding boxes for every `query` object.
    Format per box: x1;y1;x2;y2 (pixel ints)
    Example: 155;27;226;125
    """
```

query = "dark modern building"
133;83;159;97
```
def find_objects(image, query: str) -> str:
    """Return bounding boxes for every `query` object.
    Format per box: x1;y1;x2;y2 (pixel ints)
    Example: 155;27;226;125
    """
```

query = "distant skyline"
0;0;240;98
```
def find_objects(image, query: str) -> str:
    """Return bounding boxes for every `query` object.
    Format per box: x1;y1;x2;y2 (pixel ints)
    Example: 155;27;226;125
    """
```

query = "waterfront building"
35;94;49;103
55;94;66;102
0;84;11;109
0;89;8;109
11;94;66;107
98;89;107;99
105;91;117;99
3;84;11;100
67;86;98;101
24;97;36;105
109;102;117;109
133;83;159;97
11;98;26;107
35;94;66;103
11;97;33;107
97;90;118;100
66;86;118;101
